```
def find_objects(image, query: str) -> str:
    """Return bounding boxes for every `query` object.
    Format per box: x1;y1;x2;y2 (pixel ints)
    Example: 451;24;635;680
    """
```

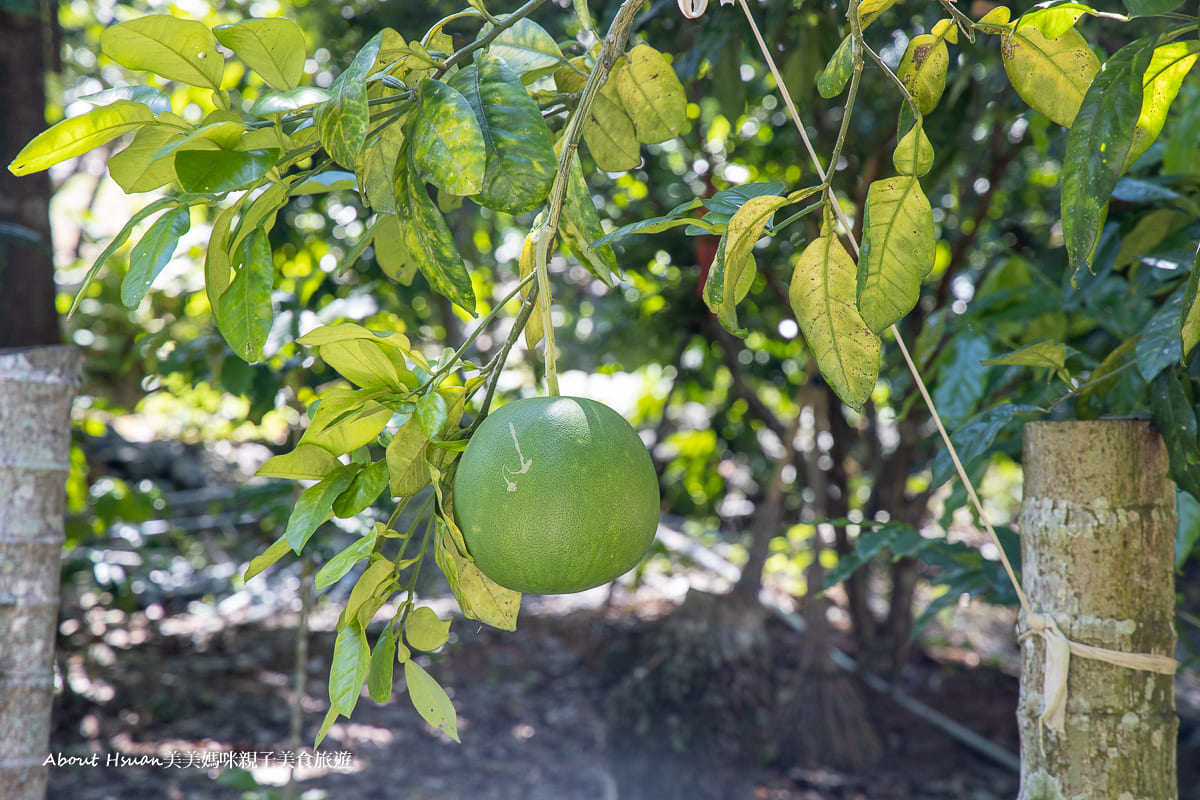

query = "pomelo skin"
453;396;660;594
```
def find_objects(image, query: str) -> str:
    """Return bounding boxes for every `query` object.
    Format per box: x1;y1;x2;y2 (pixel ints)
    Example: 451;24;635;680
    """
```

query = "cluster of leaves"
8;1;694;742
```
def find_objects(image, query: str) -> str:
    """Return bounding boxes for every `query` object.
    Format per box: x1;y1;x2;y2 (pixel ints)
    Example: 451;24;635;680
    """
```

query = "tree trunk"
0;346;80;800
0;2;60;348
1017;420;1177;800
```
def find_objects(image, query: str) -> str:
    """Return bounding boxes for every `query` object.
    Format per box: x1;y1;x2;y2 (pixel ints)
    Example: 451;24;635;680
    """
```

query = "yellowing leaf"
704;194;788;335
789;219;881;411
555;59;640;172
615;45;687;145
857;176;935;334
1124;42;1200;171
898;34;950;115
518;230;544;348
404;659;460;742
893;119;934;177
858;0;897;30
9;100;155;175
386;416;432;497
1183;249;1199;358
405;606;451;652
1001;24;1100;127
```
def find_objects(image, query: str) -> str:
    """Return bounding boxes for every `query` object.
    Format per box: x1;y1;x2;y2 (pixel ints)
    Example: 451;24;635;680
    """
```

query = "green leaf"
1123;0;1183;15
121;205;190;308
825;522;923;587
107;114;205;193
614;45;687;145
298;386;392;456
214;228;275;362
244;534;290;582
1151;369;1200;497
285;465;357;554
100;15;224;89
394;156;475;313
1061;39;1154;273
789;216;882;411
175;148;280;194
982;339;1069;371
484;16;563;83
1183;247;1199;358
930;403;1045;488
403;660;459;742
345;557;395;629
368;627;397;703
555;60;640;172
315;29;387;170
405;606;451;651
931;333;992;429
1001;24;1100;127
332;460;389;518
1125;42;1200;170
329;622;370;716
213;18;306;90
703;182;788;214
8;100;155;175
407;78;486;196
314;706;339;749
318;336;418;391
559;151;619;283
704;195;788;335
251;86;333;116
898;34;950;115
818;35;853;99
1177;490;1200;571
256;443;342;480
359;127;404;213
449;54;555;215
297;321;414;350
857;176;935;333
386;415;432;497
316;527;381;590
1135;289;1183;381
893;118;934;177
204;204;236;311
592;211;703;247
291;170;357;195
231;182;289;254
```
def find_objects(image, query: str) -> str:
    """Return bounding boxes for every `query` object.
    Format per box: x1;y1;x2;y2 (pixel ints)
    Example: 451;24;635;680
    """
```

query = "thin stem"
468;280;542;434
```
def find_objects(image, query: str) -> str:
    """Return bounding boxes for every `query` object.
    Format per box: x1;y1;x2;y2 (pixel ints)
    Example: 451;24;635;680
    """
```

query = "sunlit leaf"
394;156;475;312
251;86;333;115
858;0;897;29
244;534;290;582
101;15;224;89
315;29;387;170
704;195;787;336
483;16;562;83
1061;39;1153;273
407;78;486;196
898;33;950;115
519;230;543;348
256;443;342;480
343;557;395;625
316;527;381;590
299;386;392;456
107;114;206;192
555;60;640;172
386;415;432;497
332;460;390;518
857;176;935;333
358;126;404;213
231;181;289;252
81;85;172;113
614;45;687;145
121;205;190;308
8;100;155;175
982;340;1069;371
1184;247;1200;358
789;215;881;411
449;54;555;215
214;17;306;90
284;465;357;554
1124;42;1200;170
1001;24;1100;127
893;118;934;177
404;660;459;742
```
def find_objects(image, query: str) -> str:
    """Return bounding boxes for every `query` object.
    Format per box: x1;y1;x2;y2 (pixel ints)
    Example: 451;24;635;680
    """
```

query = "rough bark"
1017;420;1177;800
0;346;80;799
0;3;60;348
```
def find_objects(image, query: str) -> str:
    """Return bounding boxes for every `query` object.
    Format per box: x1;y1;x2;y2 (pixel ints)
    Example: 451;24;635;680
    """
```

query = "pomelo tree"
6;0;1199;794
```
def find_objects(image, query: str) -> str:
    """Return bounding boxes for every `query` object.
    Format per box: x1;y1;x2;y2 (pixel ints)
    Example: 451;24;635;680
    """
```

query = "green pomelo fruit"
452;395;660;594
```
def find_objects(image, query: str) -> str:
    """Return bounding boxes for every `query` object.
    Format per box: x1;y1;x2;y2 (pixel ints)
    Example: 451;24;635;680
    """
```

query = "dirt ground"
44;579;1200;800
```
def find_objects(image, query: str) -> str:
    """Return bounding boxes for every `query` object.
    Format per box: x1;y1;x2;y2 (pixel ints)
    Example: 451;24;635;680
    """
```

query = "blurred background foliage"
44;0;1200;670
